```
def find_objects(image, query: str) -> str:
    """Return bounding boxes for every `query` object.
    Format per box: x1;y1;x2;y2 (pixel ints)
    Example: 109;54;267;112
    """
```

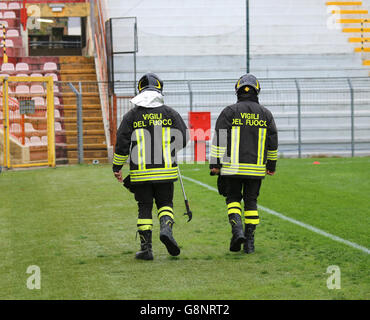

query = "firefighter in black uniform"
113;73;188;260
209;74;278;253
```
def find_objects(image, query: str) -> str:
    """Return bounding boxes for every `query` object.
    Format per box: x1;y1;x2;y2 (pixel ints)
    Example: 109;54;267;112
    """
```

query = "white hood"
130;90;164;108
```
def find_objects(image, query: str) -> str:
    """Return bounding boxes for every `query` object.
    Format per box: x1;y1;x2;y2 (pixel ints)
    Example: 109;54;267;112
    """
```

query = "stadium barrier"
0;76;55;168
113;77;370;158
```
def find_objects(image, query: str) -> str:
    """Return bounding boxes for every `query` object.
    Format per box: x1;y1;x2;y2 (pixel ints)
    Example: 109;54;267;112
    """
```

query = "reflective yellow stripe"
138;225;153;231
158;211;174;220
245;218;260;225
245;210;259;225
113;153;128;165
158;206;173;214
162;127;172;168
137;219;153;225
257;128;267;165
131;174;178;182
135;129;142;171
135;129;146;171
267;149;278;161
245;210;258;217
231;126;240;164
227;202;242;209
141;129;146;170
228;208;242;215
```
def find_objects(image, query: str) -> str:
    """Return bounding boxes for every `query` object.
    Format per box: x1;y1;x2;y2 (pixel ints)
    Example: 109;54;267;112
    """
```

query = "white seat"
54;109;60;118
16;63;29;72
0;3;7;10
10;123;21;132
43;62;57;71
25;137;31;146
8;3;21;10
1;39;14;48
3;11;16;19
32;97;45;106
25;123;35;132
45;73;58;81
0;13;3;19
54;97;60;106
16;85;29;94
30;136;42;146
41;136;48;145
30;73;43;78
55;122;62;131
0;21;9;28
16;73;29;78
53;85;59;93
10;110;20;119
30;85;44;94
6;29;19;37
1;63;14;72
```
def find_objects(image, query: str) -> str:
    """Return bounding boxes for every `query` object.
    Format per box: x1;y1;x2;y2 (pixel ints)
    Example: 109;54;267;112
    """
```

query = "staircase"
58;56;108;164
327;1;370;72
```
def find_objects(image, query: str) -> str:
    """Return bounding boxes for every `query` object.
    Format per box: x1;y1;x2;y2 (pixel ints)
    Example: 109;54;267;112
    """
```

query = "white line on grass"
182;175;370;255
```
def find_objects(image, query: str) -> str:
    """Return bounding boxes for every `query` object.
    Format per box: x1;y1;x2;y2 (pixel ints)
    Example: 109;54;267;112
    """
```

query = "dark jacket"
113;104;188;184
209;92;278;179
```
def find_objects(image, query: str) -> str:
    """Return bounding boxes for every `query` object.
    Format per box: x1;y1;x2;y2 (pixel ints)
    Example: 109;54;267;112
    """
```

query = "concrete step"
66;143;107;151
68;157;109;164
67;149;108;159
64;122;104;130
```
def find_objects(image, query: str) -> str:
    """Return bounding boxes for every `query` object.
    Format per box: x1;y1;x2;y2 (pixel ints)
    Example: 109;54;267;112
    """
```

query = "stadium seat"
0;39;14;48
8;3;20;10
10;123;21;132
0;13;3;19
54;85;60;93
30;136;42;145
6;29;19;37
15;73;29;78
3;11;16;19
54;97;61;106
0;3;7;10
45;73;58;81
25;123;35;132
1;62;14;72
41;136;48;145
55;122;62;131
16;62;29;72
25;137;30;145
32;96;45;106
15;85;30;94
30;73;43;78
9;110;20;119
0;21;9;28
30;85;45;94
54;109;60;118
43;62;58;72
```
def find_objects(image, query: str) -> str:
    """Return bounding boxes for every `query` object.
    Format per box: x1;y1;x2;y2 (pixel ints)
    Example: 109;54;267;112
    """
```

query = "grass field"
0;157;369;300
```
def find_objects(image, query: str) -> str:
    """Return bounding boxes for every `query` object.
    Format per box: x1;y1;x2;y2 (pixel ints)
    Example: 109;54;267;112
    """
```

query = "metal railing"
114;77;370;158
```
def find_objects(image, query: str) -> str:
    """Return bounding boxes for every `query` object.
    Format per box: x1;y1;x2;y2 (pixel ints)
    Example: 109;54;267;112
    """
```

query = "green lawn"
0;157;369;300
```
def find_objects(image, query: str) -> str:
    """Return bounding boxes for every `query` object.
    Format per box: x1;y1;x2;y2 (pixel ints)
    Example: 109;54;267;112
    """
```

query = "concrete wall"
107;0;369;79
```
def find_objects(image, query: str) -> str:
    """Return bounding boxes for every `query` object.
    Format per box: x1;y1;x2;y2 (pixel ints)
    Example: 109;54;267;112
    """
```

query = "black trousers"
134;182;174;230
225;178;262;225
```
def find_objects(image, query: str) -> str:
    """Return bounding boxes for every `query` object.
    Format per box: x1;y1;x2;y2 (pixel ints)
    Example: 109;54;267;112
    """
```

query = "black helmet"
235;74;261;95
137;73;163;94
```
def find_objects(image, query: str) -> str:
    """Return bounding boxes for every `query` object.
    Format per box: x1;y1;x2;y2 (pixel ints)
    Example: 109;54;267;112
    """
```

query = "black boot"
159;215;180;256
244;224;256;254
135;230;154;260
229;213;246;252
